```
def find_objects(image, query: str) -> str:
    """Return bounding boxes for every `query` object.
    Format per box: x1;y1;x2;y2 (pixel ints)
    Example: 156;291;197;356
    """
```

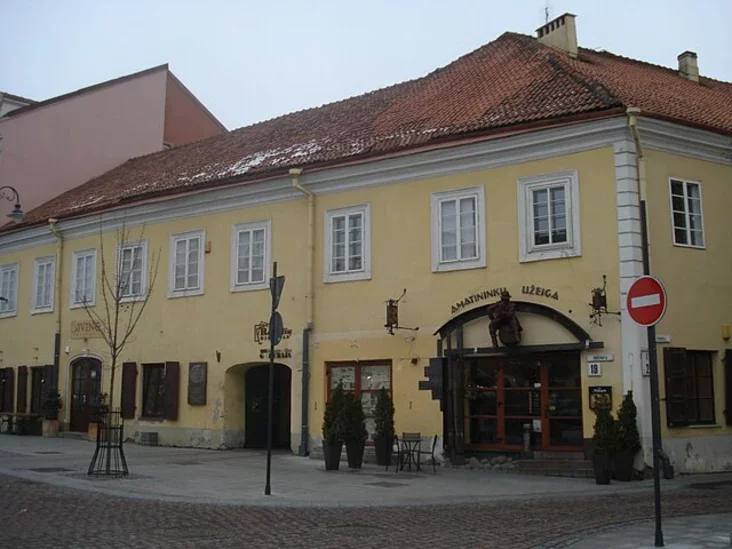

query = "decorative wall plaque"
589;386;612;410
188;362;207;405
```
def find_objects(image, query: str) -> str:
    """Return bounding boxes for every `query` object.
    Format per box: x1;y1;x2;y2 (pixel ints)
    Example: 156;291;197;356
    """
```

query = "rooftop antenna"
544;1;551;23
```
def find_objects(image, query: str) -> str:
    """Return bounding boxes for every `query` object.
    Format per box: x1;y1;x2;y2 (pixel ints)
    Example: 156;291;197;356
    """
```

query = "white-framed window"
118;240;148;300
518;171;581;263
32;256;55;313
169;230;205;297
71;249;96;308
231;220;270;292
324;204;371;283
669;178;705;248
0;263;19;318
431;186;486;272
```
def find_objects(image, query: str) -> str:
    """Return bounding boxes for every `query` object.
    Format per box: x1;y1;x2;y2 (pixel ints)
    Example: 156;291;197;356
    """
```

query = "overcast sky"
3;0;731;130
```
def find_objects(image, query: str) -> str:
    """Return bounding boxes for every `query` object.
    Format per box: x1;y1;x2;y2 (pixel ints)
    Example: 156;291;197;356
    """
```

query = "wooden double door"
465;352;583;452
69;358;102;432
245;364;291;449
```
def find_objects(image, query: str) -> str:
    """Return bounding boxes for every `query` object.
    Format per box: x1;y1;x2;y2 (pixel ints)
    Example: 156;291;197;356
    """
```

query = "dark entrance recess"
420;300;602;464
69;358;102;432
245;364;291;449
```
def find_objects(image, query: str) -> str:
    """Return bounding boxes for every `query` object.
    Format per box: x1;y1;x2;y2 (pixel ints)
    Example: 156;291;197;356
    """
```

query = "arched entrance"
245;364;291;448
223;362;291;450
69;357;102;432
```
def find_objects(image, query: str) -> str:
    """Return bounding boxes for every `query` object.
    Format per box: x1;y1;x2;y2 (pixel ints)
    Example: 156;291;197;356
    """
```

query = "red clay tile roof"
8;32;732;231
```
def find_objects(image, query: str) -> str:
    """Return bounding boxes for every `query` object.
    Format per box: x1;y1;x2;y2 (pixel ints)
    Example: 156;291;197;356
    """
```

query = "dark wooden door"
245;365;291;449
69;359;102;432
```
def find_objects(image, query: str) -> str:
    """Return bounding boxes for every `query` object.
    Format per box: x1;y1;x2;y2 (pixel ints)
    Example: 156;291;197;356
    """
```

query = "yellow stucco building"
1;15;730;473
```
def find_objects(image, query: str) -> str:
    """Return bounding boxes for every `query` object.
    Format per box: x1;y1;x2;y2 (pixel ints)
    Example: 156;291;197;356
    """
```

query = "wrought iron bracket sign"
385;288;419;335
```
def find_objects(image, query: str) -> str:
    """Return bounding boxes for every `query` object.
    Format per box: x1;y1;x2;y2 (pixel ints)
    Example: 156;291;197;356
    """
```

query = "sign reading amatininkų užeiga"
451;284;560;314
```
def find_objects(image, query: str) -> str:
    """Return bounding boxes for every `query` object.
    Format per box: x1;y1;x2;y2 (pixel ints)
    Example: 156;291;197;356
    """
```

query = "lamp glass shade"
7;204;24;223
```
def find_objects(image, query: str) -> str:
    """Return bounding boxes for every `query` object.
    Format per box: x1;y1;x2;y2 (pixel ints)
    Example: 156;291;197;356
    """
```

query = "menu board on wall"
188;362;207;405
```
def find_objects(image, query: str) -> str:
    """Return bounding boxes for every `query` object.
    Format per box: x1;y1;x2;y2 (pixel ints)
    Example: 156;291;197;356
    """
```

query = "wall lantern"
385;288;419;336
589;275;621;326
0;186;25;223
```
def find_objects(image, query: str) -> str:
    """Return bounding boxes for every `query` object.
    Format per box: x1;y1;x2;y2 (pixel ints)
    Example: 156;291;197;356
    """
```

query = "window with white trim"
169;230;204;297
72;250;96;307
431;187;486;272
325;204;371;282
32;256;55;313
118;241;147;299
0;263;19;317
670;179;705;248
518;171;581;262
231;220;270;291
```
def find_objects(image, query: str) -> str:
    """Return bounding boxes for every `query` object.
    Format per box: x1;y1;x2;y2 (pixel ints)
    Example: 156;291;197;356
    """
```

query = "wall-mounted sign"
641;349;650;376
589;386;612;410
254;321;292;344
588;363;602;377
187;362;207;405
451;285;560;314
259;348;292;360
70;320;102;340
588;353;614;362
655;334;672;344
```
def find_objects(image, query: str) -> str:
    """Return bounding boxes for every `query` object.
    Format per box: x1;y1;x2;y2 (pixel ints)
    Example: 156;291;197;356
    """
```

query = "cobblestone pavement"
2;475;731;549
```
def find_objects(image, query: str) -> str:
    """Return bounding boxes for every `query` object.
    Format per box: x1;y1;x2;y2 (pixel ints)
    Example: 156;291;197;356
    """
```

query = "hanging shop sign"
70;320;103;340
254;321;292;344
451;285;560;314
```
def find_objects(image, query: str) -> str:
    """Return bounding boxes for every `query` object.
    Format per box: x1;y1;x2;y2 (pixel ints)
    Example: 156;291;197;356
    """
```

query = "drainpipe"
48;219;63;411
290;168;314;456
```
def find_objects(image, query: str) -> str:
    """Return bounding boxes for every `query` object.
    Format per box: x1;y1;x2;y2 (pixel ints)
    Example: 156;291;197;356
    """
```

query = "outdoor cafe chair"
415;434;438;473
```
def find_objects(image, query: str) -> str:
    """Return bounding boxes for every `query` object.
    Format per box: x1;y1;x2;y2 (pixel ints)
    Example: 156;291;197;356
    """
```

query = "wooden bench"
0;413;42;435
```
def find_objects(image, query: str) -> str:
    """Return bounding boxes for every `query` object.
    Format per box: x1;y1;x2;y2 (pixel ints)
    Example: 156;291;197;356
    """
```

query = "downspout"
48;219;63;413
290;168;314;456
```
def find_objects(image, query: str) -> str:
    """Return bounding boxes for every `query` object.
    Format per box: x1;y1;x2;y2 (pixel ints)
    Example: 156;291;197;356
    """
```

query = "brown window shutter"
3;367;15;414
17;366;28;413
121;362;138;419
163;361;180;421
725;350;732;426
664;347;688;427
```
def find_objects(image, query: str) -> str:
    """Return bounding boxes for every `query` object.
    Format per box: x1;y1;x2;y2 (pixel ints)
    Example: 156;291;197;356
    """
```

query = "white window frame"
669;178;706;249
169;230;205;298
0;262;19;319
71;249;97;308
430;186;486;272
230;220;271;292
324;204;371;283
117;240;148;302
32;256;56;314
517;170;581;263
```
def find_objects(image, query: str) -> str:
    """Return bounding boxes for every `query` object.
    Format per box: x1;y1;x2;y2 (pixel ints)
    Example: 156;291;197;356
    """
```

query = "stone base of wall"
663;435;732;474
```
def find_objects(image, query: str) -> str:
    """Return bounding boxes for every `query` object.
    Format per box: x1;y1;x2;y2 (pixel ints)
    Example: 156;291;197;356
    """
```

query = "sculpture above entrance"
486;290;523;347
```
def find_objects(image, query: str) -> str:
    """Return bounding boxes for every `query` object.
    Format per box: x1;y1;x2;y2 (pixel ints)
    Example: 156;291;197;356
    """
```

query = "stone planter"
42;419;60;438
374;436;393;467
323;440;342;471
593;453;612;485
345;440;365;469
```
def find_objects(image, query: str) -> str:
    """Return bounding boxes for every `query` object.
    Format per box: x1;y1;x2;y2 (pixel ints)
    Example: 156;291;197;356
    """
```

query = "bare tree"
80;220;161;412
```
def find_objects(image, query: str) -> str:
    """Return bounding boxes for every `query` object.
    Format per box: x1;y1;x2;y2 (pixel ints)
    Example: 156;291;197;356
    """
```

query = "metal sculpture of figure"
487;290;523;347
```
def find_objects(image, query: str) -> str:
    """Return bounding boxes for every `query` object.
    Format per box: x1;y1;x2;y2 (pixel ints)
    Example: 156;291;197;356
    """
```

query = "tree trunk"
105;356;117;474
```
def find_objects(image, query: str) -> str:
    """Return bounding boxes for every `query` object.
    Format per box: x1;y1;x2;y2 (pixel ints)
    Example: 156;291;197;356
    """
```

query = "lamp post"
0;185;25;223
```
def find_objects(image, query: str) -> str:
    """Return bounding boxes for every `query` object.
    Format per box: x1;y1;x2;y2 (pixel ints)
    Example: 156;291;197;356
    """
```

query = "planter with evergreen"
322;383;345;470
615;391;642;481
42;391;63;437
373;388;395;467
342;391;368;469
591;398;617;485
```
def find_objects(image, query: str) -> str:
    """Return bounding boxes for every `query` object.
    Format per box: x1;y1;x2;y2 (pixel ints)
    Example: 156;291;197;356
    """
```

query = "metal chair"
415;435;438;473
400;432;422;472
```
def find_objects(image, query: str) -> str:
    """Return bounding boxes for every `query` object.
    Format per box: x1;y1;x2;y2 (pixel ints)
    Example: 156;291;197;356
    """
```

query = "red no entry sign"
627;276;667;327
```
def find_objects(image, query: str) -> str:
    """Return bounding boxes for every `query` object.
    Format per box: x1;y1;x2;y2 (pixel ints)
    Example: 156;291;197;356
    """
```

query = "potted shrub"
342;391;368;469
615;391;641;481
42;390;63;438
373;388;395;467
591;398;617;485
322;383;345;470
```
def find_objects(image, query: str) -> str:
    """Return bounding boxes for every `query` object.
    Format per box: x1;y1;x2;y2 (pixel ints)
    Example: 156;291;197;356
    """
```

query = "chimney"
536;13;578;58
677;51;699;82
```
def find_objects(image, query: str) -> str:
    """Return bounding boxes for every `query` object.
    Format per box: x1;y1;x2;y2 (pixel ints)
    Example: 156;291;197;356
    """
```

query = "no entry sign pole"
264;262;285;496
635;201;666;547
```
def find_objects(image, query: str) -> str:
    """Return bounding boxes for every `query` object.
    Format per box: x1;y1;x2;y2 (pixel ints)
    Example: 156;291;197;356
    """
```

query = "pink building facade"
0;65;225;219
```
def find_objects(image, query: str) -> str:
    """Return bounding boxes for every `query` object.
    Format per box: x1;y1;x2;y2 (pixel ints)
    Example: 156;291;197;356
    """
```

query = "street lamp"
0;185;25;223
